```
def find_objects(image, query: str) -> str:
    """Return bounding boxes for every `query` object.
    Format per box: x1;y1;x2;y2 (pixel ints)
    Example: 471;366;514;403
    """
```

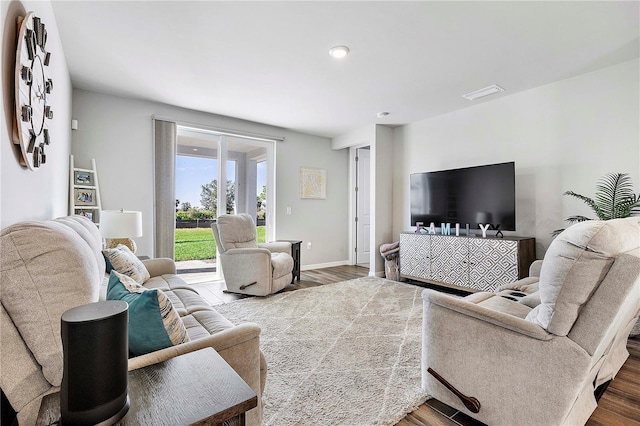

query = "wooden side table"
36;348;257;426
277;240;302;283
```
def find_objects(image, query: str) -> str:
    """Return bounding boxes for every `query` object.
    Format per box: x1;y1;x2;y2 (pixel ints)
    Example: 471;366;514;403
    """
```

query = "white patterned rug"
215;277;430;426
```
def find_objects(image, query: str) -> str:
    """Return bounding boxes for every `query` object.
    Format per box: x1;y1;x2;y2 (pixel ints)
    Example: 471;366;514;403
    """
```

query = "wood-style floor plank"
397;404;458;426
188;265;640;426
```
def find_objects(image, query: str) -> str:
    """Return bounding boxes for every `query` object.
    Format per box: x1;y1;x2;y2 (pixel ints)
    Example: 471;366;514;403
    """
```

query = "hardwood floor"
187;265;640;426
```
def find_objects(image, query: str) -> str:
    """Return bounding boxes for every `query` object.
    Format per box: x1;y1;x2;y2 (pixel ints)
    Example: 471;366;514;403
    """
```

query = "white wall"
1;1;73;227
332;125;375;150
372;125;394;275
393;59;640;258
71;89;349;264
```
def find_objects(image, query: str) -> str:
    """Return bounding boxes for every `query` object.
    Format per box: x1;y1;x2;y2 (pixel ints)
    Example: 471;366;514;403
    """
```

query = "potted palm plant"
552;172;640;236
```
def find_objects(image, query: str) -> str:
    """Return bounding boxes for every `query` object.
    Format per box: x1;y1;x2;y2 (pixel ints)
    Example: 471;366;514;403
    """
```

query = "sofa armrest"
142;258;176;277
422;289;550;340
496;276;540;293
128;322;261;370
259;241;291;255
529;259;543;277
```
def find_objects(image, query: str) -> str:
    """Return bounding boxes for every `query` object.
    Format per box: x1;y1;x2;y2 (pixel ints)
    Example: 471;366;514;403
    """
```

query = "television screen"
410;162;516;231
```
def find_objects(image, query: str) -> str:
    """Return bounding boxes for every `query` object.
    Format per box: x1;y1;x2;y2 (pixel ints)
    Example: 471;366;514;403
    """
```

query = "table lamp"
100;209;143;253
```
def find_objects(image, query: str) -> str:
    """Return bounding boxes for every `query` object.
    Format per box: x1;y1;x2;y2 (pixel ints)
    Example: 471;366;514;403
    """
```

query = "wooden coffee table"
36;348;257;425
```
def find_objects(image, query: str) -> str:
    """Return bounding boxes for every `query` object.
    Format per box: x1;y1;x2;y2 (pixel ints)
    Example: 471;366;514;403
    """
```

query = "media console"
399;232;535;292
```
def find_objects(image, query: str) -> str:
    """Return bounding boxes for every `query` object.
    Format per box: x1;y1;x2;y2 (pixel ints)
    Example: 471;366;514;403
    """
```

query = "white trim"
349;143;373;271
300;260;350;271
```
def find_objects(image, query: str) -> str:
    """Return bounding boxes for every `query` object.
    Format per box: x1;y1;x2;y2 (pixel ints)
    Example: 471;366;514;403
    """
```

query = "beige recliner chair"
212;214;294;296
422;217;640;426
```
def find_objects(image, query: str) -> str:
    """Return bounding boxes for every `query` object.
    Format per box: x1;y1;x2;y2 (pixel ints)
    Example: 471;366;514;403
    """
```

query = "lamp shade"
100;210;143;238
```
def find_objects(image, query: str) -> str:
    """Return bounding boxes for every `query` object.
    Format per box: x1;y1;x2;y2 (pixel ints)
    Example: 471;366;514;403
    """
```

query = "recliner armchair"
212;214;294;296
422;217;640;426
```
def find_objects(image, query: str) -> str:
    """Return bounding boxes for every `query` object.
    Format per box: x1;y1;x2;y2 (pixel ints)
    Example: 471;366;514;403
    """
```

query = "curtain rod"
152;115;285;142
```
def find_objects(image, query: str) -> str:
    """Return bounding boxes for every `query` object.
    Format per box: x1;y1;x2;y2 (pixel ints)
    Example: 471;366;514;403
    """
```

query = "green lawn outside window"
175;226;266;261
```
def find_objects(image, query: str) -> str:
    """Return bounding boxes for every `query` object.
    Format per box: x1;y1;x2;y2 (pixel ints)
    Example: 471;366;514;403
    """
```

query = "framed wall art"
74;188;97;206
74;171;94;186
300;167;326;199
77;210;94;222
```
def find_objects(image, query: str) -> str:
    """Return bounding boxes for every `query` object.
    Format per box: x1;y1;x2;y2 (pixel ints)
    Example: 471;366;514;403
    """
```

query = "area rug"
214;276;430;426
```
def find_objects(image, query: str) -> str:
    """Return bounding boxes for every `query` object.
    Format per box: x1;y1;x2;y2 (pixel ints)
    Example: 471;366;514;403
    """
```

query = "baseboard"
301;260;351;271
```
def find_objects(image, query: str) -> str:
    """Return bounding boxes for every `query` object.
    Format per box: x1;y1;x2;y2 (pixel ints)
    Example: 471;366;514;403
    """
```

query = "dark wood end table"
277;240;302;283
36;348;257;426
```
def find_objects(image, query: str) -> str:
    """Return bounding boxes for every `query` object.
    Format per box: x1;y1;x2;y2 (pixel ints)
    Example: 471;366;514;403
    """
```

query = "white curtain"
153;119;177;259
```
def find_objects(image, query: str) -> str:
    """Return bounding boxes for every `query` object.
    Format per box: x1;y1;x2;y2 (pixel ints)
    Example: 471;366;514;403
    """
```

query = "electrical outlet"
286;206;291;215
307;242;312;249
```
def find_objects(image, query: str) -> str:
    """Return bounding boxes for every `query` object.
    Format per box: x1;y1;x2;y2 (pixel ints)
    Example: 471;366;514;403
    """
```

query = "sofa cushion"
526;218;640;335
216;214;258;251
144;275;212;316
107;271;189;356
0;217;102;387
181;310;236;341
102;244;150;284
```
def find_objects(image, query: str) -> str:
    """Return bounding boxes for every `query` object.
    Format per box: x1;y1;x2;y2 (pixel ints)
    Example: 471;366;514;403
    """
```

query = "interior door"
356;148;371;265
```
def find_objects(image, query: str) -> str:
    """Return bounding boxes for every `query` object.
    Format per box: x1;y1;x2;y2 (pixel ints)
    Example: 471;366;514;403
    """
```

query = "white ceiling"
51;1;639;139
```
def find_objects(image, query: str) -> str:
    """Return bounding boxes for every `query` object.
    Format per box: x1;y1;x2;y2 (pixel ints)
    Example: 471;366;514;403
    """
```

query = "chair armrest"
128;322;261;371
422;289;550;340
259;241;291;255
142;258;177;277
225;247;272;257
529;259;543;277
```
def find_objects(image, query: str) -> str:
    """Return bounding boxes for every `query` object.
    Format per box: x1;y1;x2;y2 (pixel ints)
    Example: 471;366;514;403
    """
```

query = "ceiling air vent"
462;84;505;101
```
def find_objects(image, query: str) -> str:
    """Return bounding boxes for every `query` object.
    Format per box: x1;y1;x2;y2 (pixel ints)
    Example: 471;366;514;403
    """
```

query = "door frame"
349;143;372;272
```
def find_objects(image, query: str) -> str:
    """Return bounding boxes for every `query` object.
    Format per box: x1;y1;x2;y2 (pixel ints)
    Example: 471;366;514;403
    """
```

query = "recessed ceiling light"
192;148;198;151
329;45;350;59
462;84;505;101
377;112;390;118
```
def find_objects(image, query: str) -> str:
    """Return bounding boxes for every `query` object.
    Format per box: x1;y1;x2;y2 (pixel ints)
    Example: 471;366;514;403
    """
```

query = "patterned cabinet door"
399;233;431;280
430;235;468;287
468;239;518;291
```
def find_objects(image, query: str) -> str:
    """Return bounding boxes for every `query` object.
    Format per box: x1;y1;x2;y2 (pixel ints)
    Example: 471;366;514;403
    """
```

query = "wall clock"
14;11;53;170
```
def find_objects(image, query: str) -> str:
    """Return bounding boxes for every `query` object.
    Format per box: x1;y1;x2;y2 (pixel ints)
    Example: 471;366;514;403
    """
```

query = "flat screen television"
410;161;516;231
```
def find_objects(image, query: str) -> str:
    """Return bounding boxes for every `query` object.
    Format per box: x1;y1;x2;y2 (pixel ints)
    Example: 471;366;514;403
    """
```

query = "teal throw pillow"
106;270;189;356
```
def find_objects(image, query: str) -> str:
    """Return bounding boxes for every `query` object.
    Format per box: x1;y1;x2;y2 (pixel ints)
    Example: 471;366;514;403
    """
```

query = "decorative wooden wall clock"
14;11;53;170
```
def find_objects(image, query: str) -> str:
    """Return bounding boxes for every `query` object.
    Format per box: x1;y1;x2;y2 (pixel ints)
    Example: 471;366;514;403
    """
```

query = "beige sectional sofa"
0;216;265;425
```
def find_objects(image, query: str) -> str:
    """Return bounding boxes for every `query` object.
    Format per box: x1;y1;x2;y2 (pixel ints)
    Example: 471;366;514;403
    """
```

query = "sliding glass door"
174;126;274;276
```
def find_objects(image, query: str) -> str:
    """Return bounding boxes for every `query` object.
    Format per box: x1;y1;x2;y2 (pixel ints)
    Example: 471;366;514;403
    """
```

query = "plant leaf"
594;173;636;219
563;191;603;218
565;215;592;223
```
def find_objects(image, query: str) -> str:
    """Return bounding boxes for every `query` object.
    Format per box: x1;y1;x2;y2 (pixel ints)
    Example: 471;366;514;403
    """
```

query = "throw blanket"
380;241;400;258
